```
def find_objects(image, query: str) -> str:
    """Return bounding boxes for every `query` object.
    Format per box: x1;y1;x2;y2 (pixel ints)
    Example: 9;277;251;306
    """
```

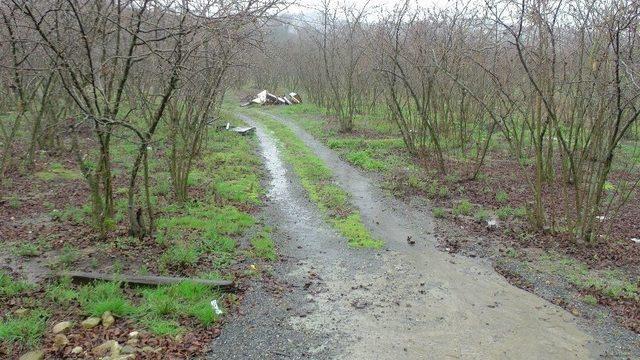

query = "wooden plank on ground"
58;271;235;291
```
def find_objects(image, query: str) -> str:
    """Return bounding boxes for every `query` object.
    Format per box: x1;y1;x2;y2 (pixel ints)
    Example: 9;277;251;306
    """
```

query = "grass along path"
241;109;382;249
0;118;276;358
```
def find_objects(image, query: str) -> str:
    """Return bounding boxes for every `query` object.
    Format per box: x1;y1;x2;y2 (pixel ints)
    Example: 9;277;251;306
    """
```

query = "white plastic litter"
631;238;640;244
251;90;269;104
210;300;223;315
243;89;302;106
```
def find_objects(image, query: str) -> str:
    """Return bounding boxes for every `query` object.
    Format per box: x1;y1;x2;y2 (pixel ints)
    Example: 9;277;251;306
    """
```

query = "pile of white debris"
240;90;302;107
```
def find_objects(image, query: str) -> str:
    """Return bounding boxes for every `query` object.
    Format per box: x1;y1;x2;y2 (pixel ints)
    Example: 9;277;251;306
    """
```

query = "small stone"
102;311;115;329
406;236;415;245
53;334;69;348
52;320;73;334
19;350;44;360
81;317;101;329
126;338;139;345
141;346;155;352
71;346;83;354
93;340;117;356
14;308;28;317
128;331;140;339
121;345;138;354
110;340;122;356
351;299;368;309
486;219;498;230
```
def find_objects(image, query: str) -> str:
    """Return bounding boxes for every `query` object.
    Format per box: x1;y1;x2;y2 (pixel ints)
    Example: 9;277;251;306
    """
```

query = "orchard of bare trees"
1;0;281;236
2;0;640;358
4;0;637;249
251;0;640;244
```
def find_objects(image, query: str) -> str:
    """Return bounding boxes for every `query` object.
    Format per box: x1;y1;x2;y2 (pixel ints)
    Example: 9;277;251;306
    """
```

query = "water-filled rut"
210;111;603;359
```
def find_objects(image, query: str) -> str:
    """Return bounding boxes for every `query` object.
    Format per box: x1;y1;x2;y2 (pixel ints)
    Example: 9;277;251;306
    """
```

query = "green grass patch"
140;317;183;336
513;206;527;218
346;150;387;171
496;206;513;220
50;204;92;225
154;172;172;196
35;162;82;181
251;229;276;261
6;195;21;209
58;244;79;267
138;281;222;333
207;130;263;205
161;244;200;268
157;205;254;236
432;207;446;218
201;230;236;254
453;199;473;216
78;281;135;317
186;170;207;187
616;142;640;171
150;124;262;278
328;138;365;150
334;213;383;249
536;252;639;301
582;294;598;306
495;190;509;203
45;278;79;306
270;102;325;117
0;309;49;349
271;103;397;136
327;138;401;172
13;243;40;257
474;208;491;222
214;177;261;205
315;184;349;215
328;138;404;151
267;105;400;162
0;272;34;298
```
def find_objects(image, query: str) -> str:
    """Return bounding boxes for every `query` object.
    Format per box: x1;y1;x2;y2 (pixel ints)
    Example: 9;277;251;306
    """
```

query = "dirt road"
209;112;609;359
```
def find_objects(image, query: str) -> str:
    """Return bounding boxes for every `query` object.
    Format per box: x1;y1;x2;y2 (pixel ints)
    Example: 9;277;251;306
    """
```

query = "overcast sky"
284;0;454;15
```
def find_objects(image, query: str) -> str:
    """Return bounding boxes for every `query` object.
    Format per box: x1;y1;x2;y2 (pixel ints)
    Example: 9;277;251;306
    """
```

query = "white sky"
284;0;453;15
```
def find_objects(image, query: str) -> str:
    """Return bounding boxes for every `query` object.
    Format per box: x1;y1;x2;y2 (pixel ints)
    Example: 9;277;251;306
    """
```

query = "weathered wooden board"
58;271;236;291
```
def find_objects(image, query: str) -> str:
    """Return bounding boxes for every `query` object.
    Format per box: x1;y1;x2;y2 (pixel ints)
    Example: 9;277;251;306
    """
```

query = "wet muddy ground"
209;112;640;359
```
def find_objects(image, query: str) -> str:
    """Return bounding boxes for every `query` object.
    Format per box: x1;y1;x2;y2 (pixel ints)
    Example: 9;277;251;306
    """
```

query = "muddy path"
210;111;615;359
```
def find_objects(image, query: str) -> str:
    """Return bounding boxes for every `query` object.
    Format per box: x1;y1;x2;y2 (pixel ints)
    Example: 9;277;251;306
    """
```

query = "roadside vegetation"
0;120;273;357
